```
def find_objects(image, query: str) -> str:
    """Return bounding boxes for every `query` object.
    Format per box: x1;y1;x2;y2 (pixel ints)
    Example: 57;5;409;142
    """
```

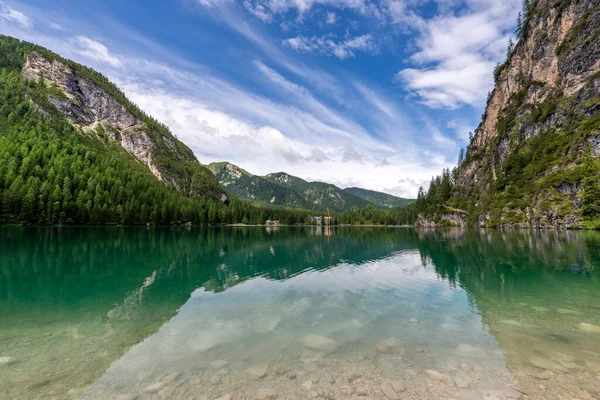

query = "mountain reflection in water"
1;227;599;400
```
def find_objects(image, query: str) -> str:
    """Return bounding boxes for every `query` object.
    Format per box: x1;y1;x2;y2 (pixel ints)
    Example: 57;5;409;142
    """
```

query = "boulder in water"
300;335;338;352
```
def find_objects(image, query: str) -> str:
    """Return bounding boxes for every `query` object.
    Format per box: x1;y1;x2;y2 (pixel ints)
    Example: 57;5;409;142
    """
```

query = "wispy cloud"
0;0;468;197
73;36;123;68
396;0;520;108
283;33;377;59
325;11;337;25
0;2;32;28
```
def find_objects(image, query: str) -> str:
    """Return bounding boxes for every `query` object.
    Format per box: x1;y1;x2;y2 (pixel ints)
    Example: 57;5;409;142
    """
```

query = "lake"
1;227;600;400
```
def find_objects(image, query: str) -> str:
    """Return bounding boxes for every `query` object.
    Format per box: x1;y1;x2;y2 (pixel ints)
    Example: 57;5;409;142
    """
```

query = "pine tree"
507;38;515;58
516;12;523;38
581;145;600;219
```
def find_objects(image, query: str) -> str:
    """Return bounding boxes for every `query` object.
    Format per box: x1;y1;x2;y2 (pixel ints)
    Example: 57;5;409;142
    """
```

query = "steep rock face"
21;51;225;201
22;52;162;180
454;0;600;228
415;213;466;227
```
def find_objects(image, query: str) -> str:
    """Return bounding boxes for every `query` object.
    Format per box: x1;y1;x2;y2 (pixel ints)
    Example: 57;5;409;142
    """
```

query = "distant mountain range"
208;162;414;212
343;187;414;209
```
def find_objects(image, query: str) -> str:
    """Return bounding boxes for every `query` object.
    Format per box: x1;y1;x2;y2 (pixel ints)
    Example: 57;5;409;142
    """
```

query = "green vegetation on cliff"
416;0;600;229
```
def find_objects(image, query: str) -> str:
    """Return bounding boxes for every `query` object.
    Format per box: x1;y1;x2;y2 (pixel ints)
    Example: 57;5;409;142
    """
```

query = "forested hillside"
343;187;414;209
263;172;369;212
209;162;310;210
0;36;317;225
415;0;600;229
0;36;418;226
209;162;377;213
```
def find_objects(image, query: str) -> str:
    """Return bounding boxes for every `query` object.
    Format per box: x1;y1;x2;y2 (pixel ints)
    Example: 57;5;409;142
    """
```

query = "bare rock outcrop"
452;0;600;228
22;52;163;181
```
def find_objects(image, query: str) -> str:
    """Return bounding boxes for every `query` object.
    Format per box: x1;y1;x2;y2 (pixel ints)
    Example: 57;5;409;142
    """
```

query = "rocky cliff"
21;51;225;201
452;0;600;228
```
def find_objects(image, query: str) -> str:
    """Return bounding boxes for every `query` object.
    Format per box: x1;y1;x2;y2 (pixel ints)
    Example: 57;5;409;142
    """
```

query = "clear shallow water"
1;227;600;400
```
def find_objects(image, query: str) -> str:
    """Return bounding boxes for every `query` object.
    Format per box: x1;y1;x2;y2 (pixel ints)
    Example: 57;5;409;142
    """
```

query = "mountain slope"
208;162;309;209
16;46;225;201
343;187;414;209
209;162;370;212
0;36;231;225
438;0;600;228
264;172;370;212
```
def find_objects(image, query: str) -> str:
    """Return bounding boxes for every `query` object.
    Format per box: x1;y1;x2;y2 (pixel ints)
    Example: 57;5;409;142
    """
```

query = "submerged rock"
453;375;474;388
578;323;600;334
549;352;575;363
301;335;338;352
254;388;277;399
423;370;454;386
0;356;14;366
301;380;313;391
143;382;165;394
376;338;402;354
210;360;228;369
529;357;565;373
346;372;362;383
556;308;582;316
535;370;555;380
380;382;398;399
390;381;405;393
355;386;368;396
454;344;486;358
115;394;139;400
247;364;269;380
500;320;522;327
161;372;181;384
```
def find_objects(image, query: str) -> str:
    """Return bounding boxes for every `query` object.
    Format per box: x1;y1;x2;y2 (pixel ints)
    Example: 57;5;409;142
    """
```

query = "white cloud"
73;36;123;68
197;0;232;7
325;11;337;24
0;3;33;28
47;22;65;31
396;0;520;108
241;0;371;18
110;57;449;197
283;33;377;59
446;119;474;142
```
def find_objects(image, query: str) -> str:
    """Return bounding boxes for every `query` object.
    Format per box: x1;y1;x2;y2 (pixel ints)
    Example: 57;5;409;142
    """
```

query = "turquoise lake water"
1;227;600;400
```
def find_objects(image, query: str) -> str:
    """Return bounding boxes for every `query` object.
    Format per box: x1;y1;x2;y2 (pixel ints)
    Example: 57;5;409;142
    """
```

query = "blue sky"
0;0;519;197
